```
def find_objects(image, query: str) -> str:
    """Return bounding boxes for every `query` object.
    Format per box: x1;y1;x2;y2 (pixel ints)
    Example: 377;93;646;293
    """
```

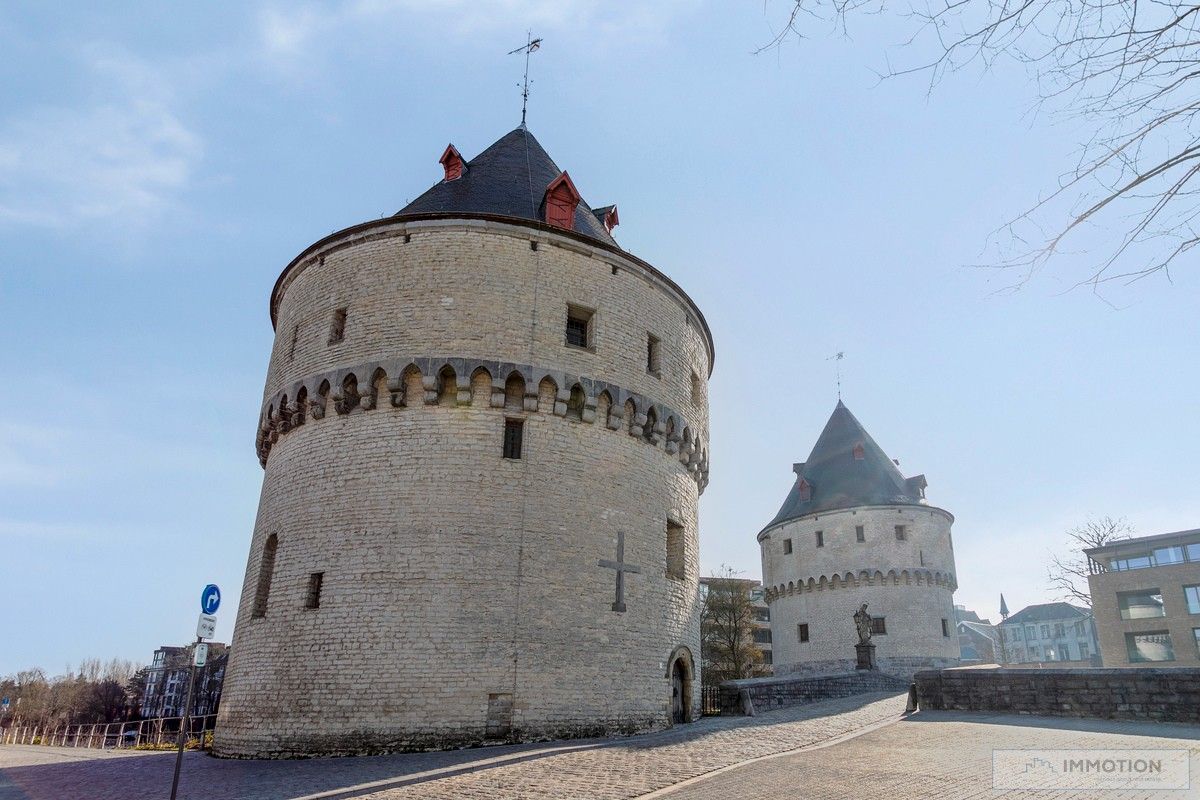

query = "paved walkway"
0;692;903;800
3;694;1199;800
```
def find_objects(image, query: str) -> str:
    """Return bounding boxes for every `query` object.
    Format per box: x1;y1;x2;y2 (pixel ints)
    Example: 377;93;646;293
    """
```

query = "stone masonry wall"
718;672;909;715
215;220;710;758
915;667;1200;723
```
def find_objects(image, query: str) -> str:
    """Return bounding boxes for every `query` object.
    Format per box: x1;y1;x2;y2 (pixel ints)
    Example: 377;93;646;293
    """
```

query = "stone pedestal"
855;642;877;671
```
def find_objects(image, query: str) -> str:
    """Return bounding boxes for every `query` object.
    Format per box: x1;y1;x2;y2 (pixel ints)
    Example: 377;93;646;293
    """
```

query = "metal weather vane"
508;32;542;127
827;351;845;400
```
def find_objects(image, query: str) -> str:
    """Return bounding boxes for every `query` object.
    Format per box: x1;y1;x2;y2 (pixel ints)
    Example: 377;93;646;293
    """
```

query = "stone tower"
214;128;714;758
758;401;959;678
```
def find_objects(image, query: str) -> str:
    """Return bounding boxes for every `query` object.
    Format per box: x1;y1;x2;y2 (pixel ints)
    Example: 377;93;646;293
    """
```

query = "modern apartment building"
1086;528;1200;667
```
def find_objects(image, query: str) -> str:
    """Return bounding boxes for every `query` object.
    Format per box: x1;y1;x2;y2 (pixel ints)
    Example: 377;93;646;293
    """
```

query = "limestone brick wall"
718;671;909;715
216;221;709;758
760;506;960;678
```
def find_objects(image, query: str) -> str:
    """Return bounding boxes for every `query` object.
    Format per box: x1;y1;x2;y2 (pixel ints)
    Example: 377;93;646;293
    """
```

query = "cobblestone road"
665;710;1200;800
5;694;1199;800
0;692;903;800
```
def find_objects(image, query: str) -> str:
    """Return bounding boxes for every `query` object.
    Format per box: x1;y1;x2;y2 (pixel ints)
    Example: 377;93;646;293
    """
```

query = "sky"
2;1;1198;676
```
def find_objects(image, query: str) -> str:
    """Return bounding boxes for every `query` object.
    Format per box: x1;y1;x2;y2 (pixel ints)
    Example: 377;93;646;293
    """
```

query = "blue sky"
2;1;1197;676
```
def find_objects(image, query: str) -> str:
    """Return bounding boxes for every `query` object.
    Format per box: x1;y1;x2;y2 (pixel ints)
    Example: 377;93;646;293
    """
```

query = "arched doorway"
666;646;694;725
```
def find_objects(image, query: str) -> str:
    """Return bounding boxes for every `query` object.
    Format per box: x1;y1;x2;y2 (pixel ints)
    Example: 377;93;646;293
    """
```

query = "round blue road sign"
201;584;221;614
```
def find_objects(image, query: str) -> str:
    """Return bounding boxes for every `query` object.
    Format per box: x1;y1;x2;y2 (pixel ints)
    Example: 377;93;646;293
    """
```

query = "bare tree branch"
1046;515;1134;606
766;0;1200;288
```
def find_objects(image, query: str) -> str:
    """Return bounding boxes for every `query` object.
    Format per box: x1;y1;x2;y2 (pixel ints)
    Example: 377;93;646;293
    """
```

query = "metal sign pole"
169;638;200;800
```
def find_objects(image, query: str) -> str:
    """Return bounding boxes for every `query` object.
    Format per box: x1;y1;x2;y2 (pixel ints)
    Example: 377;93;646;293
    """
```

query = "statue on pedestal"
853;603;877;670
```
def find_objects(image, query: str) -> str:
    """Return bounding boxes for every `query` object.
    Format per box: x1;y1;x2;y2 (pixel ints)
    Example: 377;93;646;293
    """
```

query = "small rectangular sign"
994;749;1190;791
196;613;217;640
193;643;208;667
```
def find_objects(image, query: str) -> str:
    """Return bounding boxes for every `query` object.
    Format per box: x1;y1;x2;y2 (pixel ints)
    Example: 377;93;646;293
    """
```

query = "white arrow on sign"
197;613;217;640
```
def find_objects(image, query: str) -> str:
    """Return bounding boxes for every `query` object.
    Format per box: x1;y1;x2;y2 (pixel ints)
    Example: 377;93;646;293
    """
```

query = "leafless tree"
1047;515;1133;605
700;566;767;685
766;0;1200;289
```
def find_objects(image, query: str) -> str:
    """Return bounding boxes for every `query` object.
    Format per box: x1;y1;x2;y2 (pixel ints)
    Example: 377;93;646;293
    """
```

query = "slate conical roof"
762;401;927;531
396;127;616;246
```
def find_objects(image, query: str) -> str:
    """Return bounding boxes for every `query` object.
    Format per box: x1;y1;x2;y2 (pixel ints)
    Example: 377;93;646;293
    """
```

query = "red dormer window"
853;443;865;461
544;172;582;230
439;144;465;181
797;478;811;502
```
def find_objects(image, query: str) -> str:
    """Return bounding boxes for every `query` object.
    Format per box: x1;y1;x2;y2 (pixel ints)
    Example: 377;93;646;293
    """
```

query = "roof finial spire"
508;32;542;128
827;351;845;401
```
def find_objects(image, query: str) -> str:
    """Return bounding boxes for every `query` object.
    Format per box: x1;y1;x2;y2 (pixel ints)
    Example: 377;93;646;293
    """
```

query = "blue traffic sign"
201;584;221;614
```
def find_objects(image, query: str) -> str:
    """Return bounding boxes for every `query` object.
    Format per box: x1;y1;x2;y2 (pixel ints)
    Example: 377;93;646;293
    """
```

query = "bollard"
904;682;919;714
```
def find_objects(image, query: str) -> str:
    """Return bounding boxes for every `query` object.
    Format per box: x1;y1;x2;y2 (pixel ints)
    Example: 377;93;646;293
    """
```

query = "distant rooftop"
1002;603;1090;625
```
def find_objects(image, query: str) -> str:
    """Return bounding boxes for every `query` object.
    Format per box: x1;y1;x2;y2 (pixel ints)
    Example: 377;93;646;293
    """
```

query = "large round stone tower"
759;401;959;678
215;128;714;758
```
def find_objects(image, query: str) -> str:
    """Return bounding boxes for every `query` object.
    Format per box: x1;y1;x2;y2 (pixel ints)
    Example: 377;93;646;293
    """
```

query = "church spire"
999;593;1010;620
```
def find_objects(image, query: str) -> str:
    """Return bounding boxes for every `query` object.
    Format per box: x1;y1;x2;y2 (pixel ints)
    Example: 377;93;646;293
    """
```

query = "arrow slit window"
252;533;278;618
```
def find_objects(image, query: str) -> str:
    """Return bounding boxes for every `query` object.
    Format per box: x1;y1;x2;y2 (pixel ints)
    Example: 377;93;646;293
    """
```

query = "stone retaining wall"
914;667;1200;723
719;671;909;715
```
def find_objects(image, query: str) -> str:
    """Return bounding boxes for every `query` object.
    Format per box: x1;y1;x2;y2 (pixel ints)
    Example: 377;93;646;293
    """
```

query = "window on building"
646;334;661;376
1154;546;1186;565
762;650;773;664
327;308;347;344
895;525;906;541
305;572;324;609
1126;631;1175;662
753;628;772;644
502;419;524;460
871;617;887;635
815;530;824;548
783;538;793;555
1075;620;1085;636
1040;624;1050;638
1025;626;1036;641
855;525;865;542
288;322;300;360
1184;584;1200;615
1110;553;1153;571
1028;645;1040;659
691;371;703;405
1118;589;1165;620
565;305;592;348
1054;623;1064;637
919;549;925;566
1079;642;1090;661
1187;543;1200;561
941;618;949;637
666;520;686;581
852;442;865;460
251;533;278;618
753;607;770;622
1014;626;1023;640
798;623;810;642
1193;628;1200;657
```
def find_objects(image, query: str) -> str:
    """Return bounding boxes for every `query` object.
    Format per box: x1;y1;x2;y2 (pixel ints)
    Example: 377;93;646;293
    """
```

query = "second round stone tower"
759;401;959;678
215;127;713;757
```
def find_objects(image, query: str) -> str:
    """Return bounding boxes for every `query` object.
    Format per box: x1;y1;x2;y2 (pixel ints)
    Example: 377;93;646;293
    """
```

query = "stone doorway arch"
666;646;695;725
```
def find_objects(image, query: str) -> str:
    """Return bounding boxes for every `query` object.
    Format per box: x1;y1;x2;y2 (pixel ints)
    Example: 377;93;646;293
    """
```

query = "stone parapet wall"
718;671;909;715
914;667;1200;723
776;656;959;681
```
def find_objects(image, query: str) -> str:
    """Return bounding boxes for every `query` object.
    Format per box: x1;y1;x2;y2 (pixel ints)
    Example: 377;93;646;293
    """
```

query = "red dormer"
439;144;465;181
797;478;812;502
852;442;865;461
593;205;619;233
544;172;581;230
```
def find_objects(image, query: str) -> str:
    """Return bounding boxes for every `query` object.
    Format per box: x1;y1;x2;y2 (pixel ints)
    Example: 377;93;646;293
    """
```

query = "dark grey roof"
396;127;616;246
1003;603;1090;625
761;401;926;531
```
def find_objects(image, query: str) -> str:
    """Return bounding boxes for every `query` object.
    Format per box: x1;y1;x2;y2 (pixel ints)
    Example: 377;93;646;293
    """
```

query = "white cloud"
0;46;202;229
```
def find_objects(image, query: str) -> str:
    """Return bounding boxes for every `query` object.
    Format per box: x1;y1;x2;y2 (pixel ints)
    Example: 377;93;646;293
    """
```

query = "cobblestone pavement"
665;710;1200;800
0;692;904;800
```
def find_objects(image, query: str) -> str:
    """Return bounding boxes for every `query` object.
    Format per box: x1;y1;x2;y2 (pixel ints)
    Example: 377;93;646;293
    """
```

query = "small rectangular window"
305;572;324;609
815;530;824;548
894;525;906;541
691;371;703;405
1184;585;1200;614
1041;624;1050;638
941;618;949;637
328;308;347;344
783;538;793;555
871;617;887;635
1126;631;1174;662
503;419;524;460
565;304;592;348
1118;589;1165;619
1079;642;1090;660
288;322;300;360
798;623;809;642
647;334;662;376
855;525;865;542
666;520;686;581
